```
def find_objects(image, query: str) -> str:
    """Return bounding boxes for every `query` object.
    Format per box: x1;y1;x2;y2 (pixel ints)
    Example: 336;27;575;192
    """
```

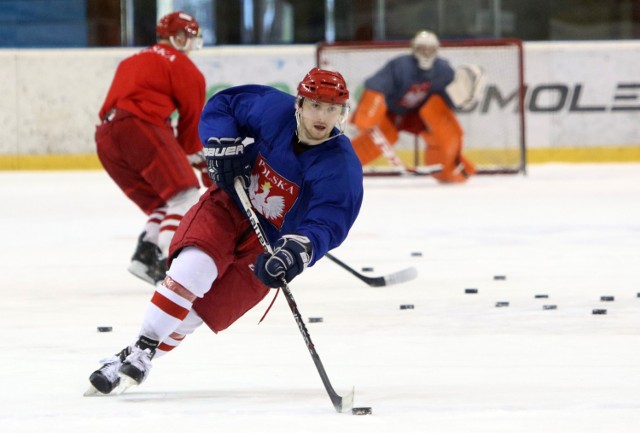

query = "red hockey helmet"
297;68;349;105
156;11;200;40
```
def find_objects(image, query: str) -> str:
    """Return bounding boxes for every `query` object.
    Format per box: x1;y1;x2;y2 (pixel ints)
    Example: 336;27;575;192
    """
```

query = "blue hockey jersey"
199;85;364;266
364;55;455;115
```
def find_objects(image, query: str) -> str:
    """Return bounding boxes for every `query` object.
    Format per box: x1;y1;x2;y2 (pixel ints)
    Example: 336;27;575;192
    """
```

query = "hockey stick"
370;127;443;176
325;253;418;287
233;177;354;414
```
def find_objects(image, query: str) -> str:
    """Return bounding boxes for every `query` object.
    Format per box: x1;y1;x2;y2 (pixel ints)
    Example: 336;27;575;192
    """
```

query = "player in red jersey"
95;11;211;285
351;30;485;182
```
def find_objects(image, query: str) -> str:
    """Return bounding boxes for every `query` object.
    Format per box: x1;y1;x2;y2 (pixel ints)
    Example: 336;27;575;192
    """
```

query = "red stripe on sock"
158;342;176;352
163;214;183;221
159;225;179;233
151;291;190;320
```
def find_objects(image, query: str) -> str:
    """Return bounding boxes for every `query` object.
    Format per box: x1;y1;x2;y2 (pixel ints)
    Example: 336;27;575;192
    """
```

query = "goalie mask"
295;68;350;139
411;30;439;70
156;11;203;52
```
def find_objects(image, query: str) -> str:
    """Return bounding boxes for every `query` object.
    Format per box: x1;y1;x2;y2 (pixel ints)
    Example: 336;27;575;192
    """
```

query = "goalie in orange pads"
351;30;485;183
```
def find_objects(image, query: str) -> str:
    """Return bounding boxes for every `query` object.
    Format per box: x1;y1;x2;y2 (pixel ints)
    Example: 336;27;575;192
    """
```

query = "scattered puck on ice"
535;294;549;299
361;266;374;272
600;296;614;302
543;305;557;310
410;252;423;257
592;309;607;315
400;304;415;310
352;407;372;415
465;288;478;294
495;301;509;307
97;326;112;333
493;275;506;280
308;317;323;323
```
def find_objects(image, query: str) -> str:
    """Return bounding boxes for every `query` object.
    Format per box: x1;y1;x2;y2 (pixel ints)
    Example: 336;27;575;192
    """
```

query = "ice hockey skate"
84;347;131;396
118;337;157;388
127;232;167;285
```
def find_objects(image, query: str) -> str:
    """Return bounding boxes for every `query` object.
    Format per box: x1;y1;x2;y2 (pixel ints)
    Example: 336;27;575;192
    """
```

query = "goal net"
317;39;526;175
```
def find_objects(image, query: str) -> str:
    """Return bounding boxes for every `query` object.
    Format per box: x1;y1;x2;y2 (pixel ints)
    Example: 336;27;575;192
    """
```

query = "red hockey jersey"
99;44;205;155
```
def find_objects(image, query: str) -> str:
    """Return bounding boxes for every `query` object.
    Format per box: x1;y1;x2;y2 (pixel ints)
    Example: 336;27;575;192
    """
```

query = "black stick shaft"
325;253;385;287
233;178;351;413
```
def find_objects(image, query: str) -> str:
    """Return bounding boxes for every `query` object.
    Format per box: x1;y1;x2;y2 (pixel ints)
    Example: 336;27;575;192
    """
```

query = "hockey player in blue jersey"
87;68;364;396
351;30;485;182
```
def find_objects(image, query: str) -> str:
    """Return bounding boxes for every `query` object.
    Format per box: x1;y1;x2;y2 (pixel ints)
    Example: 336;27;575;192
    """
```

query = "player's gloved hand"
254;235;312;288
204;137;251;194
187;151;214;188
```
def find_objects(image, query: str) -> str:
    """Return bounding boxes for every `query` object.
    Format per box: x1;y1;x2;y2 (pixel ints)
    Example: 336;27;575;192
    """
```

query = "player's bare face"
297;99;343;145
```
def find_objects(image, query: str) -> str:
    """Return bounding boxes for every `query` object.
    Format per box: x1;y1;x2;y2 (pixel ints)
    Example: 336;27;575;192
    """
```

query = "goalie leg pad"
351;116;400;166
351;134;382;166
351;89;388;130
419;96;470;183
458;153;477;176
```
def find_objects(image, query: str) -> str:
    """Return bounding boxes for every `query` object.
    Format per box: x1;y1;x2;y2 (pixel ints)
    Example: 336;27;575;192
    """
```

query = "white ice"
1;163;639;433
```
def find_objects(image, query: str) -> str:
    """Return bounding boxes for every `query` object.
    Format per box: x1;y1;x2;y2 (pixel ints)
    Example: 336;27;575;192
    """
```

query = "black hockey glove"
204;137;251;194
254;235;312;288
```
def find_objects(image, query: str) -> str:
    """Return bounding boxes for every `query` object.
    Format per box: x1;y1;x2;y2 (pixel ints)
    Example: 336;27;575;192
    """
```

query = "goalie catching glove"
254;234;312;288
204;137;252;194
445;64;487;110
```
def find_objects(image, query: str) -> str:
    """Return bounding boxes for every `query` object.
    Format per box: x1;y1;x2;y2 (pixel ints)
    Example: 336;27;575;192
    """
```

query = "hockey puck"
410;251;422;257
361;266;374;272
352;407;372;415
308;317;323;323
495;301;509;307
592;309;607;315
465;288;478;294
400;304;414;310
542;305;557;310
493;275;506;280
97;326;112;333
535;294;549;299
600;296;614;302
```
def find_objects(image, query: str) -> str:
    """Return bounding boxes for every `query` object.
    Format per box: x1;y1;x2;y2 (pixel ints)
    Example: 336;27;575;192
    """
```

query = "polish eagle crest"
249;174;285;221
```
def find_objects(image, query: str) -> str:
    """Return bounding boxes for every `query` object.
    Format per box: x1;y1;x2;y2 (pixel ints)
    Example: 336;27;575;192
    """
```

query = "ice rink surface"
1;163;639;433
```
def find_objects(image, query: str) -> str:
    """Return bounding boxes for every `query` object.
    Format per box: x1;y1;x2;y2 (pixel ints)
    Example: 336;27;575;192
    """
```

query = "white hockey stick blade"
339;387;355;413
326;253;418;287
383;266;418;286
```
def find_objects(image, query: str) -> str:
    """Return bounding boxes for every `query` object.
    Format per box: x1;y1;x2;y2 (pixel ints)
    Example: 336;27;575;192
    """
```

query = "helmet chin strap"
296;128;345;146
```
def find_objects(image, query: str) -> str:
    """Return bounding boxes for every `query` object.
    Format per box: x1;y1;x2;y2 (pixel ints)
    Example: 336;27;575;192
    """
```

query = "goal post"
317;39;527;175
